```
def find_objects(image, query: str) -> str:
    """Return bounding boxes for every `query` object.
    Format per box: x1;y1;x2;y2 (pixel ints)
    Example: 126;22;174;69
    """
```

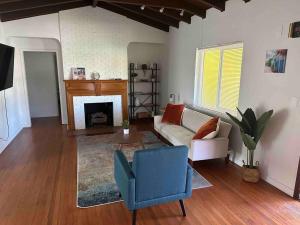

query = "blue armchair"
114;145;193;225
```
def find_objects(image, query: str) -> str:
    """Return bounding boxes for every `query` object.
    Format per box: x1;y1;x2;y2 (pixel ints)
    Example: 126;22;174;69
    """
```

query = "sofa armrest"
114;150;136;210
154;115;163;131
154;115;162;124
190;137;229;161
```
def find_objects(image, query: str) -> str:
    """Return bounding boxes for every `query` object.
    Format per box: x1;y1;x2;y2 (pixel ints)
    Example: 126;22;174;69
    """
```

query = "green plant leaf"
237;108;253;135
226;112;246;132
241;132;257;150
244;108;257;132
254;110;273;142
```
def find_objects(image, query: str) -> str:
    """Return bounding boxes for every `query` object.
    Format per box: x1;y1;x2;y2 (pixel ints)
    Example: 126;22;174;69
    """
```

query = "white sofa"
154;107;232;164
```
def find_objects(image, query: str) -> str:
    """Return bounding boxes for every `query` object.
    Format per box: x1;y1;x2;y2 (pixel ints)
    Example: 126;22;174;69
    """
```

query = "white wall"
24;52;59;118
3;13;60;40
0;23;28;153
165;0;300;196
59;7;167;80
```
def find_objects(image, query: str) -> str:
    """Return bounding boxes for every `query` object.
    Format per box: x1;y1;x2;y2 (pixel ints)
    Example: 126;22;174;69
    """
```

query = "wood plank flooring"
0;117;299;225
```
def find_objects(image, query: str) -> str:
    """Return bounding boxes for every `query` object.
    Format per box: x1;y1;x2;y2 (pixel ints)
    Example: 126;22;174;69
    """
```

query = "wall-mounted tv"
0;43;15;91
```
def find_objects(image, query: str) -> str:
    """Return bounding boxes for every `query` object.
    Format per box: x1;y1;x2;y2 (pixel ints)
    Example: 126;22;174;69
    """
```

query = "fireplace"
73;95;123;129
64;80;127;130
84;102;113;128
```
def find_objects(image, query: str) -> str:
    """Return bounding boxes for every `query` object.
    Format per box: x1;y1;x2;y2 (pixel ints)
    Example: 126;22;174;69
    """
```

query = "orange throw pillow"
192;117;220;140
161;104;185;125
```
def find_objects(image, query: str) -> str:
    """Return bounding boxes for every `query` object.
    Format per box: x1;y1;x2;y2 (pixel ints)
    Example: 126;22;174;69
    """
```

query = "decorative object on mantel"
122;120;129;134
71;67;86;80
264;49;288;74
226;108;273;183
289;21;300;38
91;71;100;80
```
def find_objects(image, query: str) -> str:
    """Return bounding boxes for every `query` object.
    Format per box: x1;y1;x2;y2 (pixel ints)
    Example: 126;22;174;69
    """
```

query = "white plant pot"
123;129;129;135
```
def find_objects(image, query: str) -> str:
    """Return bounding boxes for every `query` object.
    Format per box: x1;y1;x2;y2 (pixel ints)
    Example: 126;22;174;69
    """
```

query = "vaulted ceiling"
0;0;251;32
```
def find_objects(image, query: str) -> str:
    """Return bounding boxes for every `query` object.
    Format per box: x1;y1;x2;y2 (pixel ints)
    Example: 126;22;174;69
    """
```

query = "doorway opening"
24;52;61;121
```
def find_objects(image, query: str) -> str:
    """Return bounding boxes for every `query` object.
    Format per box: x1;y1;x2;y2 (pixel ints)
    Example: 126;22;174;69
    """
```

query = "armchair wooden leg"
132;210;137;225
179;200;186;217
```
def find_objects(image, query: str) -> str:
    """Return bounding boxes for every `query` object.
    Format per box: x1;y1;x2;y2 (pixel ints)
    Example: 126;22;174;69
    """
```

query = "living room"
0;0;299;225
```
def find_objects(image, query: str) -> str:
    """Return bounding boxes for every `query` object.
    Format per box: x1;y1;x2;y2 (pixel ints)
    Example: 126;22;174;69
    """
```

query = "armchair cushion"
132;146;188;202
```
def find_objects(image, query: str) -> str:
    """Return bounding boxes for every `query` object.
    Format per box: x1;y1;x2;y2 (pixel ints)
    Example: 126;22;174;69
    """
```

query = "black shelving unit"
129;63;160;120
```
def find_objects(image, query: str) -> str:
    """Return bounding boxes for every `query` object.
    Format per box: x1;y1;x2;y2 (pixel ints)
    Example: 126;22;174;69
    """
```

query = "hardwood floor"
0;117;299;225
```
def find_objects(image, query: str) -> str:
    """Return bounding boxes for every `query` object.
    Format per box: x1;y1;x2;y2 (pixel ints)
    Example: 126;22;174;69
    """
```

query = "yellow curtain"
201;49;221;108
220;48;243;111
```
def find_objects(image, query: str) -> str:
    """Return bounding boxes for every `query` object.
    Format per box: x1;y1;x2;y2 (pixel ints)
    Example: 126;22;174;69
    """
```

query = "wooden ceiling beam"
0;0;23;5
0;0;85;13
97;1;169;32
148;7;192;24
92;0;99;7
99;0;206;17
0;1;90;22
112;3;179;28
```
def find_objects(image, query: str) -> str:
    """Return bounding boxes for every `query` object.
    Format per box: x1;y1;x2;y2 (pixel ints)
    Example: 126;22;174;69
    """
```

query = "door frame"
294;157;300;199
20;48;65;126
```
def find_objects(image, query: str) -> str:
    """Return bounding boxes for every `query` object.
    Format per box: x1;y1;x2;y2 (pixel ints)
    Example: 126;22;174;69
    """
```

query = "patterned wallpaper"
59;7;167;80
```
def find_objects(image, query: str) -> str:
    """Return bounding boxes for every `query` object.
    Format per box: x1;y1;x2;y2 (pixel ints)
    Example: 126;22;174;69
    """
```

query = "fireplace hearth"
84;102;113;128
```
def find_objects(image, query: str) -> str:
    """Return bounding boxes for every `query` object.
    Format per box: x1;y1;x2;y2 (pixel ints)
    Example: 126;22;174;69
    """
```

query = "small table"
114;129;143;145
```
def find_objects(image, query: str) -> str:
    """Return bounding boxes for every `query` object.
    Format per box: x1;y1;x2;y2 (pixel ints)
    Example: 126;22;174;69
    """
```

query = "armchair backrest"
132;146;188;202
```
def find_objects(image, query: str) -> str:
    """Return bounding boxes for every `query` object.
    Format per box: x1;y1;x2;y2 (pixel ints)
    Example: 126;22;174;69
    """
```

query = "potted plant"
122;120;130;135
226;108;273;183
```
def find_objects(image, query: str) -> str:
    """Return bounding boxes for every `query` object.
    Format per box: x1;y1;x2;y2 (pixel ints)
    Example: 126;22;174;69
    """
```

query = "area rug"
77;131;212;208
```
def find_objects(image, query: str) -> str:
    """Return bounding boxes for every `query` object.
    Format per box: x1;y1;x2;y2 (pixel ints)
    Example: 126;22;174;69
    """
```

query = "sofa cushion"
192;117;220;140
161;104;184;125
182;108;213;133
161;124;194;147
154;116;167;132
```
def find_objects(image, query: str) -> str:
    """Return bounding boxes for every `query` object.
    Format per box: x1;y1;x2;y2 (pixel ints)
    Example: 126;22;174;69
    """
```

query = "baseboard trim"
0;126;23;154
229;158;294;197
264;176;294;197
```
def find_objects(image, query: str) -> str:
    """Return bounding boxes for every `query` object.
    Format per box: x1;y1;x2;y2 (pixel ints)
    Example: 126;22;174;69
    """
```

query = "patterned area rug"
77;131;212;208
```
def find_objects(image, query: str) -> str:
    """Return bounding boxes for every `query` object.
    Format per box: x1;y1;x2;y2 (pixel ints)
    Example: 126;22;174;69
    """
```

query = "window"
194;43;243;113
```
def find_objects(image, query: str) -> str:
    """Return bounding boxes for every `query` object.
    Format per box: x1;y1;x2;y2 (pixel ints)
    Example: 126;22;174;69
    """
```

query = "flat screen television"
0;43;15;91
